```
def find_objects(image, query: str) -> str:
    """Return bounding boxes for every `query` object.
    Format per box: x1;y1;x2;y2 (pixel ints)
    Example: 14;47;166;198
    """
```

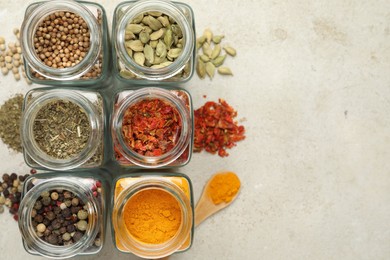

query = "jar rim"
114;0;194;80
18;177;101;259
21;89;102;171
113;177;193;258
21;0;102;80
112;88;191;168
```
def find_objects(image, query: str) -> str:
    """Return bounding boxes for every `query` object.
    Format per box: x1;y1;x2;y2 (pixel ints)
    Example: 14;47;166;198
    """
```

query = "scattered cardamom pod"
196;58;206;79
212;35;224;44
212;55;226;67
217;66;233;75
134;52;145;66
224;46;237;57
200;54;210;62
205;62;215;79
203;28;213;44
202;42;212;58
211;44;221;60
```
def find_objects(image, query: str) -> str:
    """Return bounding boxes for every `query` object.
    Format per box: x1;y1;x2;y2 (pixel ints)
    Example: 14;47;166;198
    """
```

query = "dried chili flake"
122;98;182;156
194;99;245;157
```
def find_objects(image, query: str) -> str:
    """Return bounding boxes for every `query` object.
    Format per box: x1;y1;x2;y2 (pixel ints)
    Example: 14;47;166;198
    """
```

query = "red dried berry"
13;214;19;221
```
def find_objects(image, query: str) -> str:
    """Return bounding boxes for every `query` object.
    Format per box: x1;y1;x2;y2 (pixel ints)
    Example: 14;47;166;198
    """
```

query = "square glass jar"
111;87;193;168
21;0;111;87
111;172;194;259
21;88;106;171
112;0;196;86
18;171;108;259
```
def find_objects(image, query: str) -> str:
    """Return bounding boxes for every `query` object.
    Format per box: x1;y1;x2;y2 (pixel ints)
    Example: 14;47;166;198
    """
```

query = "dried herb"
194;99;245;157
0;94;23;152
121;98;182;157
33;100;91;159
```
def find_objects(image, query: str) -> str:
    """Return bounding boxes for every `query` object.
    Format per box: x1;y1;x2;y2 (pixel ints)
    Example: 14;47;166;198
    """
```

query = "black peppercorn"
10;173;17;181
46;234;58;245
2;173;9;182
52;219;61;230
42;218;50;227
53;206;61;214
41;196;51;206
59;226;67;234
62;208;71;218
73;231;83;242
3;189;9;197
45;211;55;221
18;175;25;182
71;206;80;214
34;201;42;210
66;224;75;233
34;214;43;223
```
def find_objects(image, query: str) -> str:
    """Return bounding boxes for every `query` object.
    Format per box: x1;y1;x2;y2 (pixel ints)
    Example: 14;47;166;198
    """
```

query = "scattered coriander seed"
1;67;8;75
0;36;5;44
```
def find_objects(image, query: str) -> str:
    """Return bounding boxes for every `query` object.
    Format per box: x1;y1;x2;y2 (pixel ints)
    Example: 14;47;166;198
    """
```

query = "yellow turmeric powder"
123;189;182;244
208;172;241;204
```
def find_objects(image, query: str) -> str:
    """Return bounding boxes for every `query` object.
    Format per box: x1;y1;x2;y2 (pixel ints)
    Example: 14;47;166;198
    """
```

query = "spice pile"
0;94;24;152
121;98;182;157
120;11;190;79
33;100;91;159
0;170;35;221
208;172;241;204
30;186;101;246
196;28;236;79
0;29;32;84
194;99;245;157
123;188;181;244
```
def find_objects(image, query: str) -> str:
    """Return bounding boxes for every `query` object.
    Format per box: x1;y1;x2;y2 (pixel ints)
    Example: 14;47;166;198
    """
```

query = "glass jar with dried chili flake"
112;87;193;168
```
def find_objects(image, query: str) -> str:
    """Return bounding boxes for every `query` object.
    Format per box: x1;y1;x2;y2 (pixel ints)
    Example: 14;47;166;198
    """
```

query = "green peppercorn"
76;220;88;231
62;232;71;241
77;209;88;220
50;192;59;200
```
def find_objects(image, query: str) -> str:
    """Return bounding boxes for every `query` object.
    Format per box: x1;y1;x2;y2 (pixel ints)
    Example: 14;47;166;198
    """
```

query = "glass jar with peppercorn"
112;0;195;85
21;88;105;171
112;172;194;258
18;171;107;258
111;87;193;168
20;0;110;87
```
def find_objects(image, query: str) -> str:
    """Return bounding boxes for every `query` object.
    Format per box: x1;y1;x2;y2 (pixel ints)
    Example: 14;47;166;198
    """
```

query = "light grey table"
1;0;390;259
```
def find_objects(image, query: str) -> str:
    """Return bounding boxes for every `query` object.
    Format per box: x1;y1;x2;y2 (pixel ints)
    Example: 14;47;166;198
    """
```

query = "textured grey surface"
1;0;390;259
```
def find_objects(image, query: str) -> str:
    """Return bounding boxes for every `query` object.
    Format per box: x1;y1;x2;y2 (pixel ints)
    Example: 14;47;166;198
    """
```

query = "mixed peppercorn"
0;169;36;221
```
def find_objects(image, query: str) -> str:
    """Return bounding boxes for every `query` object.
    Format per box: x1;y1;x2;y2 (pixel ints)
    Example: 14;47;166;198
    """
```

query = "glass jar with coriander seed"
111;87;193;168
112;0;195;85
112;172;194;259
21;88;105;171
18;171;108;259
20;0;110;87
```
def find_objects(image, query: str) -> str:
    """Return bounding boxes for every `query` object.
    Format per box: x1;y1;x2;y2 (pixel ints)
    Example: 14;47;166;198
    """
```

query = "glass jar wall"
112;173;194;259
18;172;107;259
21;0;110;87
112;0;195;85
111;87;193;168
21;88;105;171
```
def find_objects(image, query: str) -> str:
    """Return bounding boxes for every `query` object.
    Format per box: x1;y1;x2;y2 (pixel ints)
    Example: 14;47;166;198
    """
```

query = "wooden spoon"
160;172;241;259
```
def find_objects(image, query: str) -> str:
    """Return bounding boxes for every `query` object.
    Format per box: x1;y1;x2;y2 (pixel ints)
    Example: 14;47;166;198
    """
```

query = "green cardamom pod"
211;44;221;59
148;11;163;17
203;28;213;44
139;31;150;44
157;16;170;27
212;55;226;67
212;35;225;44
196;58;206;79
133;52;145;66
217;66;233;75
132;14;144;24
126;40;144;52
144;44;154;64
120;70;136;79
156;40;167;58
202;42;212;57
200;54;210;62
147;15;163;31
205;62;215;79
167;48;182;59
126;24;144;34
224;46;237;57
164;29;173;49
150;28;165;41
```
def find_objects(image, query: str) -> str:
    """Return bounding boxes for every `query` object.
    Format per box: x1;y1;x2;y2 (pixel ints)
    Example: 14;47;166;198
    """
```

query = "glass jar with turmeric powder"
112;173;194;258
111;87;193;168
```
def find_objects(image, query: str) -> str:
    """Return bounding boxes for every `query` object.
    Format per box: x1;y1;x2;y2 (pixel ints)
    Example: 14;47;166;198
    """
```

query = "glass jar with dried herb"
112;172;194;258
112;0;195;85
20;0;110;87
112;87;193;168
18;171;107;259
21;89;105;171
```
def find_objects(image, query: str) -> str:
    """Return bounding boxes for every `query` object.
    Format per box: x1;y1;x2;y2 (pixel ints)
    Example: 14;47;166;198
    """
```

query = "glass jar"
111;87;193;168
21;88;105;171
112;0;195;85
112;173;194;259
18;172;107;259
21;0;110;87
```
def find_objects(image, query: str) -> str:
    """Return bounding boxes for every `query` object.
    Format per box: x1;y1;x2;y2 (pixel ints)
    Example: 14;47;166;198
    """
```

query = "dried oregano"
196;28;237;80
0;94;23;152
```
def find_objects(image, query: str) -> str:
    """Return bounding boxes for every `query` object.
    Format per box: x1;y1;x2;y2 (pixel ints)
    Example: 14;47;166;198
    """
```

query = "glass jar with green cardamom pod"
20;0;111;87
18;171;108;258
20;88;106;171
112;0;195;85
